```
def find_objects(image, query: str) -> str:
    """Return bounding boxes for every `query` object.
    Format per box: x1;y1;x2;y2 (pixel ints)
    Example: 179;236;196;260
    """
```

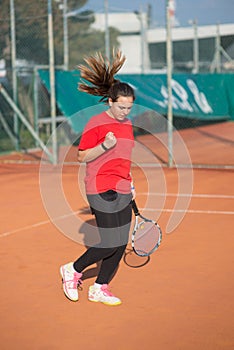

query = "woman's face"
108;96;134;121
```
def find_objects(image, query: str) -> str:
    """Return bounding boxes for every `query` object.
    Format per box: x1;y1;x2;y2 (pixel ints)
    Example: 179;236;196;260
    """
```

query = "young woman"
60;51;136;306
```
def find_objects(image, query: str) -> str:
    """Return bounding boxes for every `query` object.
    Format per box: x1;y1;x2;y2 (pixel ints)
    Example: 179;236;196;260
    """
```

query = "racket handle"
131;200;140;216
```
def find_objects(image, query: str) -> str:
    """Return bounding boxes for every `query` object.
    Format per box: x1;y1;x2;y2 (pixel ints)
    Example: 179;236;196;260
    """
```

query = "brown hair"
78;50;135;103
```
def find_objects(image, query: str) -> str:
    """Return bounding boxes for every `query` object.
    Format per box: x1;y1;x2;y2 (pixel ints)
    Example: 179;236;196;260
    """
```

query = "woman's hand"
103;132;117;149
131;187;136;200
78;131;117;163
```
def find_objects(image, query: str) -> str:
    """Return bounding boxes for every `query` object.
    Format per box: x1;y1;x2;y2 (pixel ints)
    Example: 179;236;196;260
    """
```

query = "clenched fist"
103;132;117;149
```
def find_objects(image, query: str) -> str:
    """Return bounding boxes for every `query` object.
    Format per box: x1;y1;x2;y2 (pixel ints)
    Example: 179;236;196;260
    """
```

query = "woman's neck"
106;109;115;119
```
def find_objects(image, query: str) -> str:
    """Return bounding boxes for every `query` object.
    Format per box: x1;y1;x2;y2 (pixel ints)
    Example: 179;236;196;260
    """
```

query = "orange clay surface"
0;122;234;350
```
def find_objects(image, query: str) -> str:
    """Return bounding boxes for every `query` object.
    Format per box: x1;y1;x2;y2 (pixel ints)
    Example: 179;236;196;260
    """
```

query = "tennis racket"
131;200;162;257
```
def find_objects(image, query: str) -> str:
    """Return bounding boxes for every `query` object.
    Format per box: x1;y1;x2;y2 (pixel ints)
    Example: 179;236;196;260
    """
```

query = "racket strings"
134;221;161;256
137;221;155;239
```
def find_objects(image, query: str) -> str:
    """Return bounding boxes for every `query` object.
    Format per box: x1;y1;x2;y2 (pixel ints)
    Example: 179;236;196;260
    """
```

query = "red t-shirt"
78;111;134;194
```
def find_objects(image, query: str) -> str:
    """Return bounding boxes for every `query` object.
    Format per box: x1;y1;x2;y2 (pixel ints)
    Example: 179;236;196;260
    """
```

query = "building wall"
91;13;234;73
91;12;151;73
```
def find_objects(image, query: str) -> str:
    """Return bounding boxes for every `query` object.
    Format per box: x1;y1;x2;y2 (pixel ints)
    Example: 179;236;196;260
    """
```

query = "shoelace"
101;284;114;296
74;272;83;288
64;272;83;288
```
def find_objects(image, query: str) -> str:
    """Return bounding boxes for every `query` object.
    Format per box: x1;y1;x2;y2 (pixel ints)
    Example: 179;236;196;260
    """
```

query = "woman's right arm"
78;131;117;163
77;144;106;163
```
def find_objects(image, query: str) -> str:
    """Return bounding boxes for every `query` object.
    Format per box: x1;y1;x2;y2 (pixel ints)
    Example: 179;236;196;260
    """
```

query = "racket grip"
131;200;140;216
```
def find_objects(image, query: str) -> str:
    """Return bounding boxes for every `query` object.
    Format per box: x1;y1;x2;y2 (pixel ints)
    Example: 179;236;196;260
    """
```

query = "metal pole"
10;0;19;150
216;23;221;73
140;6;145;74
63;0;69;70
33;67;39;147
0;110;17;146
193;19;199;73
48;0;58;164
0;84;53;161
104;0;110;60
166;2;173;167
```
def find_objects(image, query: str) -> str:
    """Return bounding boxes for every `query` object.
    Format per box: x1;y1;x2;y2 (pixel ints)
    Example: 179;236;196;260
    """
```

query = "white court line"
0;220;51;238
0;206;233;239
139;192;234;199
144;208;234;215
0;210;80;239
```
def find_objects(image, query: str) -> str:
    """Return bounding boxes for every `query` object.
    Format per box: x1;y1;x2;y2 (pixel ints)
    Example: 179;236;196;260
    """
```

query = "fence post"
10;0;19;150
166;1;173;167
63;0;69;70
33;67;39;147
104;0;110;61
193;19;199;73
0;84;53;161
48;0;58;164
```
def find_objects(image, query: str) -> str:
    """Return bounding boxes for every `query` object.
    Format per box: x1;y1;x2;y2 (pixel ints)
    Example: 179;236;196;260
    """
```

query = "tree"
0;0;120;150
69;23;120;68
0;0;120;67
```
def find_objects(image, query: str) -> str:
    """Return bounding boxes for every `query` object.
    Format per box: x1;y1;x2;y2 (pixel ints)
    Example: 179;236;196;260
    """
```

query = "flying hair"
77;50;126;102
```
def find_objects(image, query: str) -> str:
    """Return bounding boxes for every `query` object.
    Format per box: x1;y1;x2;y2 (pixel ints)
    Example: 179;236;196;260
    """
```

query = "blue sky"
81;0;234;27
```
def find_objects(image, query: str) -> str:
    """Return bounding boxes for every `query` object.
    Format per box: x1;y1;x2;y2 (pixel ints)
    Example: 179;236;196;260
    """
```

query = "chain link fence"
0;0;234;167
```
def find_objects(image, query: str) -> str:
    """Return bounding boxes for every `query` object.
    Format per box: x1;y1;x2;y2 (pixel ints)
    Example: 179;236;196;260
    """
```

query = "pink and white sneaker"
60;262;82;302
88;284;122;306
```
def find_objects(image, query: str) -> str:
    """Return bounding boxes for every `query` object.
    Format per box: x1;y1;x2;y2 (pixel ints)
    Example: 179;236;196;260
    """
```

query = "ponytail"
78;50;135;103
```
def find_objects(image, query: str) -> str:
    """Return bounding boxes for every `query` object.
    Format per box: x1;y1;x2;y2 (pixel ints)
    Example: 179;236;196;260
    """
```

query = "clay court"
0;122;234;350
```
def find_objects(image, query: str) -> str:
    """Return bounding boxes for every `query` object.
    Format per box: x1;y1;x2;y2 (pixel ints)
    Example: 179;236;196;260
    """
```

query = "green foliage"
69;27;120;68
0;0;120;154
0;0;120;67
